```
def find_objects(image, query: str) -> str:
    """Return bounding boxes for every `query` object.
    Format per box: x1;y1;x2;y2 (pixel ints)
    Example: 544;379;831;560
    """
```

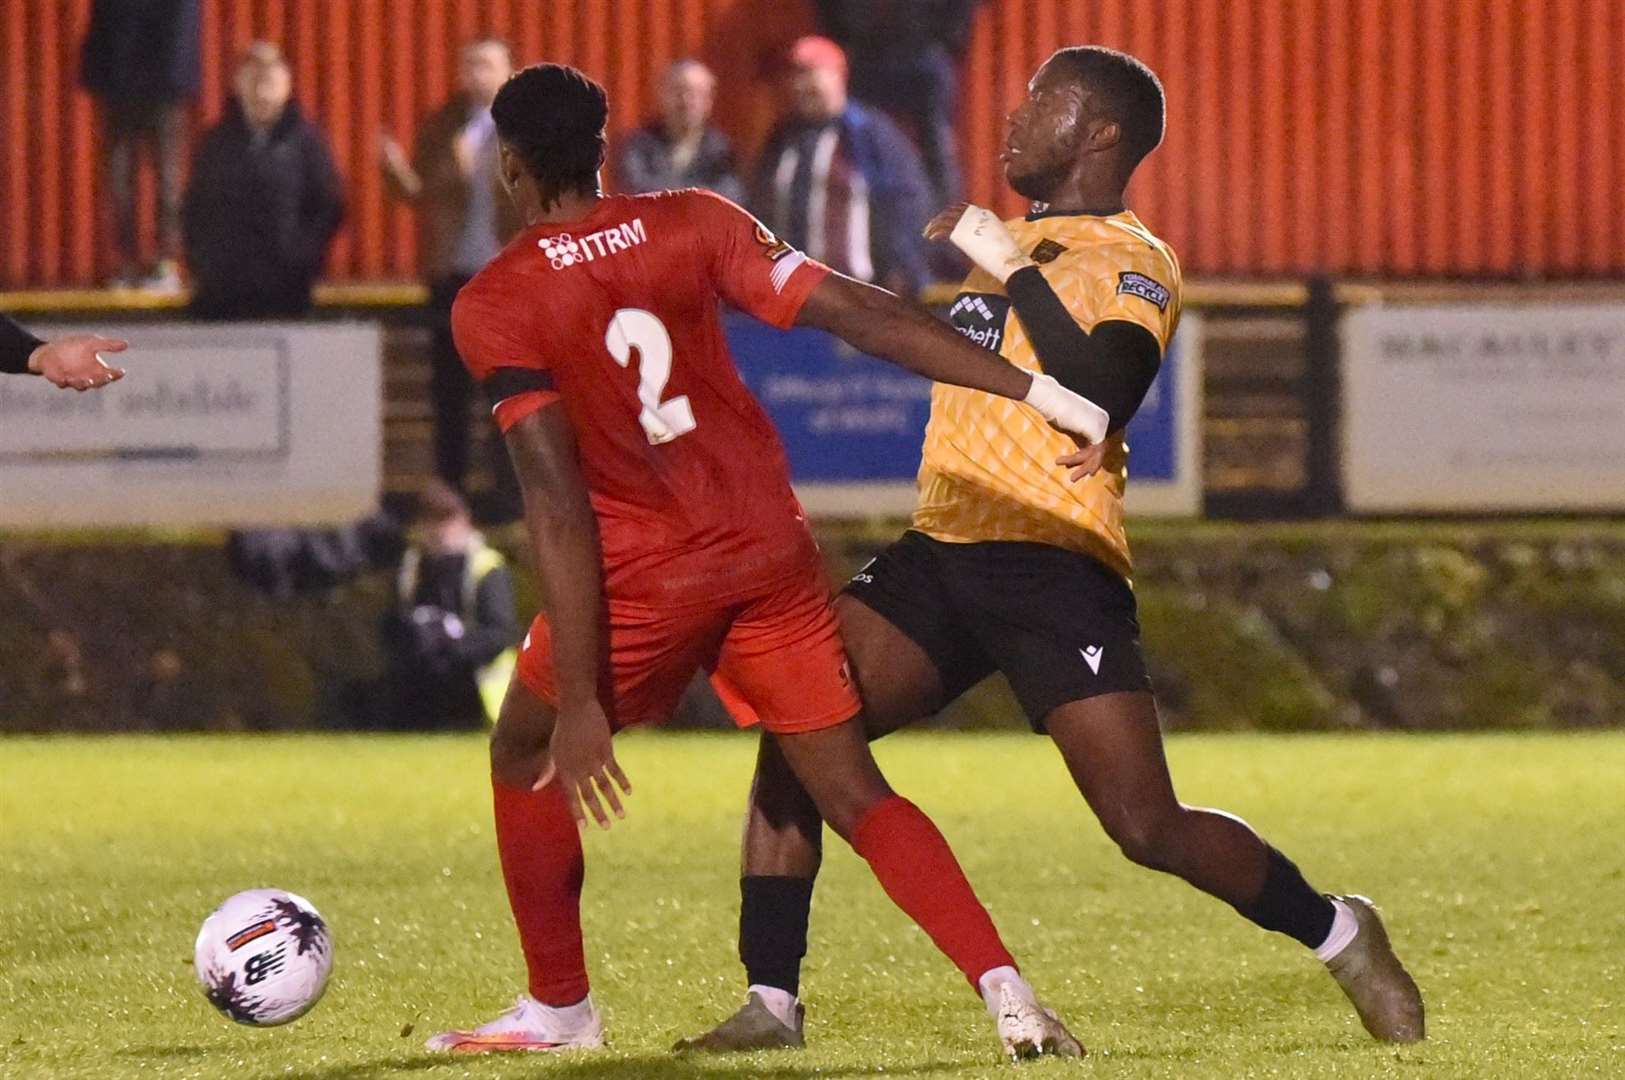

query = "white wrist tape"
948;205;1034;284
1023;371;1109;445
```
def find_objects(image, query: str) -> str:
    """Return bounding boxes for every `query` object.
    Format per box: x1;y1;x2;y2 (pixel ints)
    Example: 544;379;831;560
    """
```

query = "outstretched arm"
503;403;629;829
2;314;127;389
693;187;1104;441
795;272;1108;442
927;204;1164;435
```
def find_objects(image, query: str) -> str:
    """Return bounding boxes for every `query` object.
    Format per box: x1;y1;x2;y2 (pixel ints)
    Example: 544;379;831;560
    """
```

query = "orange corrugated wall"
3;0;1621;288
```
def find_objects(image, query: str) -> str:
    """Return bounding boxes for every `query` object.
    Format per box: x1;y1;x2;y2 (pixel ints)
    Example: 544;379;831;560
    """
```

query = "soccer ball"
193;889;333;1026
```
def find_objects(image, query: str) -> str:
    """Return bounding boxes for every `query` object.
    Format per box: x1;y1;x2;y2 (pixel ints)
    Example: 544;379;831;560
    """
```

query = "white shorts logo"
1080;645;1104;675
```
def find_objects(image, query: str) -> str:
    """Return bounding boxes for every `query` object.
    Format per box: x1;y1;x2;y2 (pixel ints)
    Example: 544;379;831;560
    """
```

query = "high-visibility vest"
396;534;517;724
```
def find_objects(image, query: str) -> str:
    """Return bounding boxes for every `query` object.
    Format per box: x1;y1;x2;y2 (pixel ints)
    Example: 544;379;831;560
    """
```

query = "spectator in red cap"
750;35;932;297
814;1;982;207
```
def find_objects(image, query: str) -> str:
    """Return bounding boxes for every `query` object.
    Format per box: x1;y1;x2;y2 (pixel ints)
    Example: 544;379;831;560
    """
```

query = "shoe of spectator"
138;260;183;294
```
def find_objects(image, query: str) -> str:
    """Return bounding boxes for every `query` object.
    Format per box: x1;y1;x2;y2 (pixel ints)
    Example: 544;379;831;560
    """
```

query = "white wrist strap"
949;206;1034;284
1023;371;1109;445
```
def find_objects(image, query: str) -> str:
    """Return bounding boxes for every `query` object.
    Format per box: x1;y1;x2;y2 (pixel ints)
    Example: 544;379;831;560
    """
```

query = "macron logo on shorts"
539;218;648;269
1080;645;1103;675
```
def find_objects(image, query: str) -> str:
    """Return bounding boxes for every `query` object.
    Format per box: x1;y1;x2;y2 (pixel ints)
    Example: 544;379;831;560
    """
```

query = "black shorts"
842;530;1151;731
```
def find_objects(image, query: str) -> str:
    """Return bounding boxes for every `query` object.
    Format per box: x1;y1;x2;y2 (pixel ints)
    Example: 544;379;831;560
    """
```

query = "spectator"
753;36;932;297
380;482;519;730
182;43;344;321
815;0;981;206
80;0;201;292
379;38;522;508
614;60;743;203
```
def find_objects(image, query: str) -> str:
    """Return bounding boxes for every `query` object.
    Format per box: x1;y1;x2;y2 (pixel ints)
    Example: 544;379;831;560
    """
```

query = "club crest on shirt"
754;223;794;262
1030;238;1068;264
1117;271;1171;311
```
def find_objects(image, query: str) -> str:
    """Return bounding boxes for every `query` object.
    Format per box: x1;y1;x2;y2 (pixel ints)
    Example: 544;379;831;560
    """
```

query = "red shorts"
515;569;861;735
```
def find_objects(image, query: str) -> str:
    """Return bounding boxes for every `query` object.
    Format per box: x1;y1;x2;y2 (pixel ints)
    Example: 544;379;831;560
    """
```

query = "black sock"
1233;847;1336;949
739;875;815;997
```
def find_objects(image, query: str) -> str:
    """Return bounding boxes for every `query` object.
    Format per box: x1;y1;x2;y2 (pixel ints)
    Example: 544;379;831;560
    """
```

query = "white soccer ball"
193;888;334;1026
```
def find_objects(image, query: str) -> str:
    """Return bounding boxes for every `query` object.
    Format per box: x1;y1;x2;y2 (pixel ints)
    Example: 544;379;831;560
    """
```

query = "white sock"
976;965;1026;1016
1314;899;1360;963
747;984;799;1029
531;993;595;1030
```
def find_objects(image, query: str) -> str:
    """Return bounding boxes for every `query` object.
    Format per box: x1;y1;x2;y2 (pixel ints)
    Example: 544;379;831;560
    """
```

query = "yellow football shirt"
913;209;1182;581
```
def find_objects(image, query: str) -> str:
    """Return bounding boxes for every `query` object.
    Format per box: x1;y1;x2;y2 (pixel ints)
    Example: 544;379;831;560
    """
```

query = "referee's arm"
0;313;128;389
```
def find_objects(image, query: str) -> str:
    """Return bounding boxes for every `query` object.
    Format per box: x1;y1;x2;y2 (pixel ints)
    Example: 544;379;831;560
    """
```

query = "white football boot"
425;994;605;1054
993;980;1085;1061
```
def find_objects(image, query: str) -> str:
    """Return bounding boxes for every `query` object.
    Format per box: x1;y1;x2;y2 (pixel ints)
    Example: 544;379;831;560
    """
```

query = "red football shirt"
452;189;832;612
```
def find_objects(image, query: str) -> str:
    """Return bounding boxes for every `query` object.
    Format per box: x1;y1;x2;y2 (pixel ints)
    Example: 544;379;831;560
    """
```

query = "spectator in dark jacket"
816;0;981;206
183;43;345;321
80;0;202;291
380;38;523;511
752;36;932;297
614;60;743;203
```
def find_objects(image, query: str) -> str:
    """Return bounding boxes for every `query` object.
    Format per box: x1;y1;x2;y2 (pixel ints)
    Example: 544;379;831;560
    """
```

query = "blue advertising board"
725;310;1202;516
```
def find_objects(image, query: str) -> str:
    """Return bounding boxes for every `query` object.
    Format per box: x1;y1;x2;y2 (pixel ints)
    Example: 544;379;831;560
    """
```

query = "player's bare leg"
427;679;605;1054
1046;691;1423;1043
774;717;1080;1061
678;599;936;1051
678;601;1080;1059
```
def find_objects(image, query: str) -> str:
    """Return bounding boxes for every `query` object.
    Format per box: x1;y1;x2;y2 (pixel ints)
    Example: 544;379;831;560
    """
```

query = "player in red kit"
424;65;1103;1060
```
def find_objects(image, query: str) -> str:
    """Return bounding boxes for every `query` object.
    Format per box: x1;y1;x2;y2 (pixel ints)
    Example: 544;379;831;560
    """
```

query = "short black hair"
1048;46;1165;173
491;63;608;207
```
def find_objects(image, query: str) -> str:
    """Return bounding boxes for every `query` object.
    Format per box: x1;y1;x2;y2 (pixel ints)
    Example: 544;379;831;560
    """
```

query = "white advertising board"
0;322;381;527
1342;304;1625;512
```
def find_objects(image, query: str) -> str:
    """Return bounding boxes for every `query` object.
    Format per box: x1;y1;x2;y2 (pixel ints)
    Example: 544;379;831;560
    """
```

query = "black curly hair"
1047;45;1165;174
491;63;608;209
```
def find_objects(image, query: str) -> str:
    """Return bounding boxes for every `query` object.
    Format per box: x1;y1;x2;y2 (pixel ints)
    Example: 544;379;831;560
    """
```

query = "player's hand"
452;130;480;178
377;131;410;175
28;335;128;391
1024;371;1109;445
545;698;632;830
1056;440;1111;483
925;203;1035;283
923;202;971;243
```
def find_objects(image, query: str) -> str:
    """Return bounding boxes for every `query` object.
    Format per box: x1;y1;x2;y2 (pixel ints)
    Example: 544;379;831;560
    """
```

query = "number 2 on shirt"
605;308;696;445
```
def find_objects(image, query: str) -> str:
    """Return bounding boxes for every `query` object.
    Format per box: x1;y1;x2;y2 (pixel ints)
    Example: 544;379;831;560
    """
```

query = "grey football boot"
1324;895;1425;1043
672;992;804;1053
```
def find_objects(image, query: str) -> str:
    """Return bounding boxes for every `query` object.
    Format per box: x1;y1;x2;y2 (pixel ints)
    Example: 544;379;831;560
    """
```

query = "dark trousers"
428;275;520;519
850;45;963;206
100;100;186;270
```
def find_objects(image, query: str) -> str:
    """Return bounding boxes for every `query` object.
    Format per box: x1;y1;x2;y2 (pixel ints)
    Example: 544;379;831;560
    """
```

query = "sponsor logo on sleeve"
1116;271;1171;311
754;223;795;262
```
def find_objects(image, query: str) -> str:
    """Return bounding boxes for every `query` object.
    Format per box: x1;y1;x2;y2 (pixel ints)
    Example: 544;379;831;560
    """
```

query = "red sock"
850;795;1016;988
491;778;589;1005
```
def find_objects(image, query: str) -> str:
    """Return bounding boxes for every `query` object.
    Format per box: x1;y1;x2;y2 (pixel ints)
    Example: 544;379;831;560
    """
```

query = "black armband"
482;366;557;406
1;313;46;375
1005;265;1163;434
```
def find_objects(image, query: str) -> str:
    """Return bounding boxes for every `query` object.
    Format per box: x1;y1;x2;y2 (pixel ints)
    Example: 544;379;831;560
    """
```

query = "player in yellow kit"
678;47;1423;1054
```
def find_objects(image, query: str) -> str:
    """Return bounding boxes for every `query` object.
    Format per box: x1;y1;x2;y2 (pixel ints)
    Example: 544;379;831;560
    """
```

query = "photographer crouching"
382;482;519;730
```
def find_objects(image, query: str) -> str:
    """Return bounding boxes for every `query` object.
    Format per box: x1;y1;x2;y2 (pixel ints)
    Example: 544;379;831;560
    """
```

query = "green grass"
3;733;1622;1079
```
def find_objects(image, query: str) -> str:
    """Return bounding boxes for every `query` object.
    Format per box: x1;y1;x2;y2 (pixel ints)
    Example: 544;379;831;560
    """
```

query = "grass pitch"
3;732;1622;1079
